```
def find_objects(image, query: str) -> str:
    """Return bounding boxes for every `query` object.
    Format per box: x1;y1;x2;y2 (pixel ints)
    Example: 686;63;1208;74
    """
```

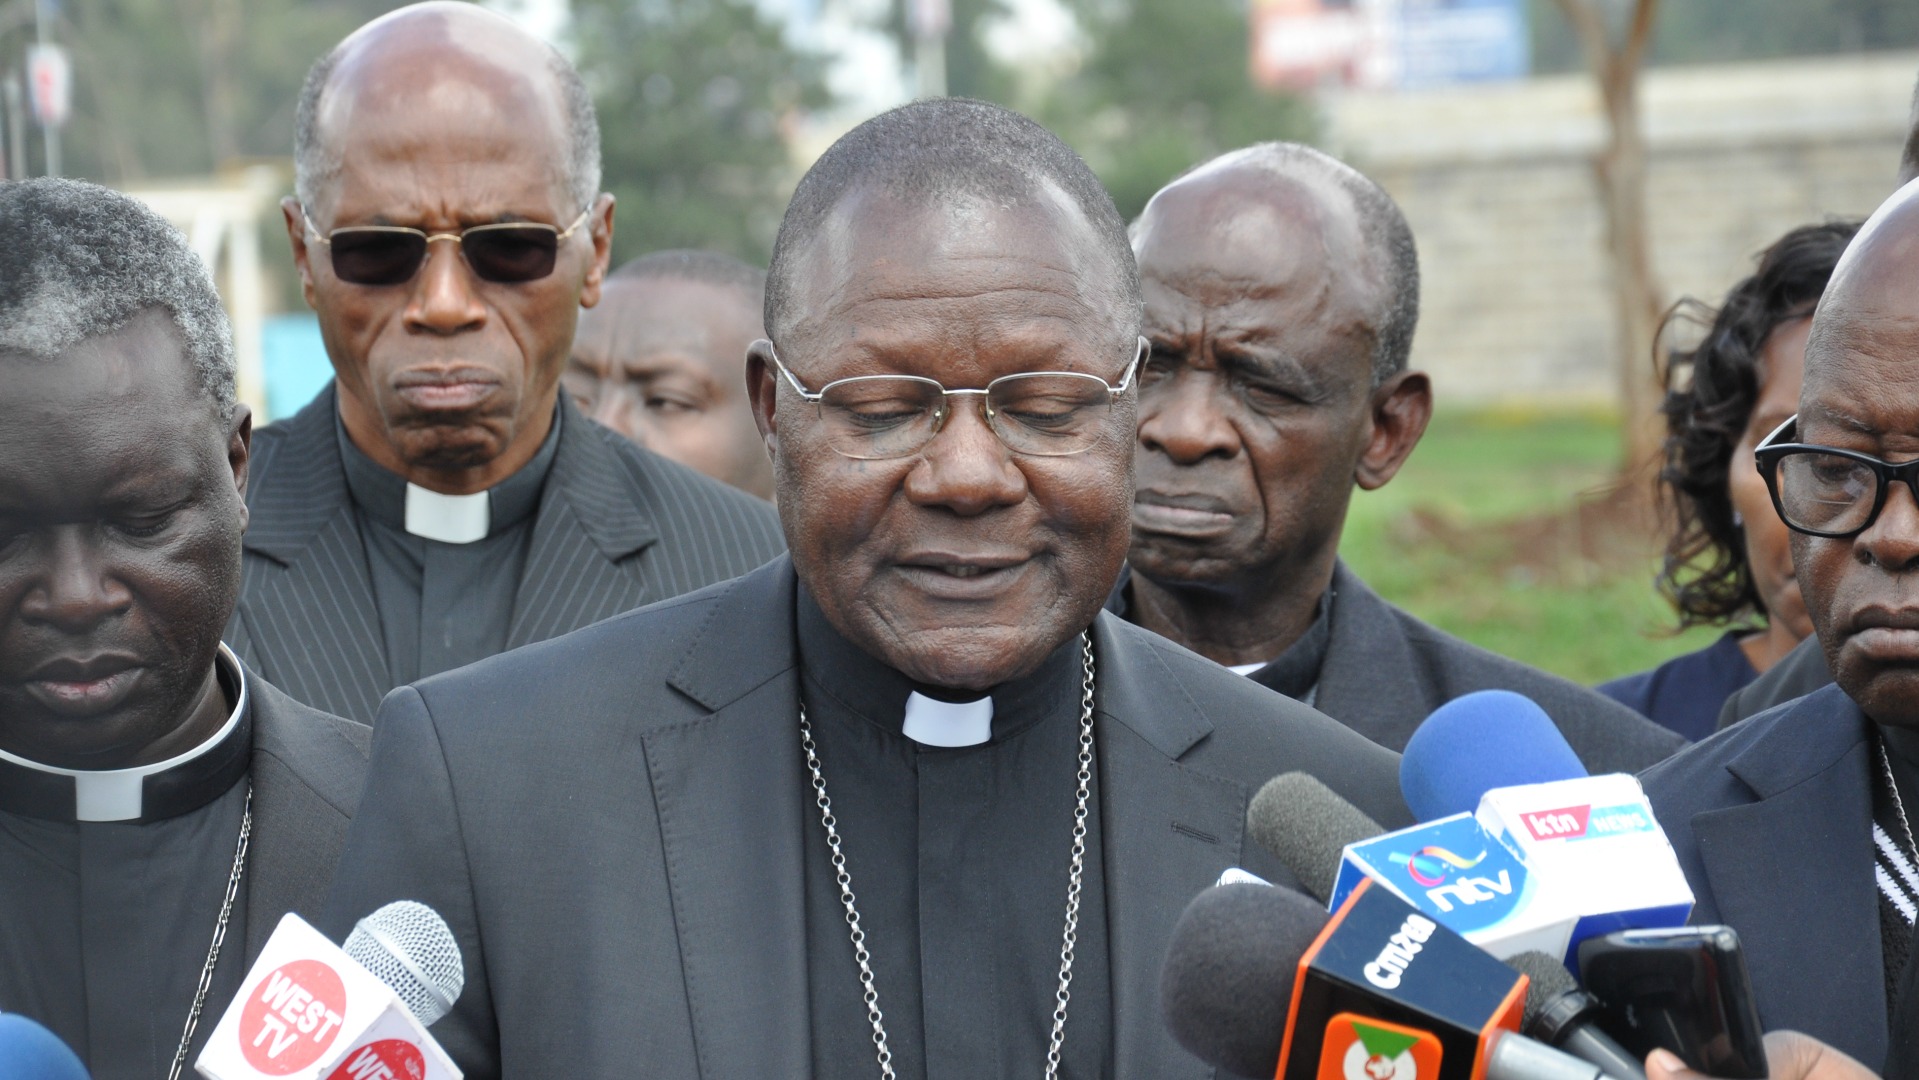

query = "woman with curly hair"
1598;219;1860;741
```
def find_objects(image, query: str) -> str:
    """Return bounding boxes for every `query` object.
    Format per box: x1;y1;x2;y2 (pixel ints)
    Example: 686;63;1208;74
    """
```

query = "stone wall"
1321;51;1918;405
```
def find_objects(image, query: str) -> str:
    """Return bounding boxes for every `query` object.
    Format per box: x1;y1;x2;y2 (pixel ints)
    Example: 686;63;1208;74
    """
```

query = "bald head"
1804;179;1919;396
293;2;599;215
1134;144;1418;385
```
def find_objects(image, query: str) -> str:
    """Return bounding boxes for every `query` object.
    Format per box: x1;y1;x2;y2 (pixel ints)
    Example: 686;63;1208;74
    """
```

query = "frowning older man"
237;3;783;722
322;100;1407;1080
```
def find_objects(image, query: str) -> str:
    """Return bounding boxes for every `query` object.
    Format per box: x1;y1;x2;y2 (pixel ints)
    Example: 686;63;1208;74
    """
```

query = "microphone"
1401;690;1587;822
194;904;464;1080
1505;951;1647;1080
0;1014;90;1080
1160;879;1628;1079
1246;772;1387;905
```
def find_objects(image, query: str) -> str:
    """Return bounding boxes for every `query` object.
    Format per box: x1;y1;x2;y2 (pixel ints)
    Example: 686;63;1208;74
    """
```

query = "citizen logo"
1363;913;1438;990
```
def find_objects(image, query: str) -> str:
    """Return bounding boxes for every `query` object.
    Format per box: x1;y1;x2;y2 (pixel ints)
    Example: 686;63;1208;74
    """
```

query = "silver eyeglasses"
770;338;1147;460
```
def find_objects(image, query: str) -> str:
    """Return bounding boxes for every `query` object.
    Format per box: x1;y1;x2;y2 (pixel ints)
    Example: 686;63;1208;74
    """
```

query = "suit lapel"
239;387;391;722
1311;564;1427;748
643;561;810;1080
507;400;659;647
1094;615;1248;1080
1692;689;1884;1065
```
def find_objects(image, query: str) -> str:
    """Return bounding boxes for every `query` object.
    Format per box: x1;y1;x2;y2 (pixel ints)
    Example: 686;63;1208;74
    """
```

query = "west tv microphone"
0;1014;90;1080
1160;879;1629;1080
194;902;465;1080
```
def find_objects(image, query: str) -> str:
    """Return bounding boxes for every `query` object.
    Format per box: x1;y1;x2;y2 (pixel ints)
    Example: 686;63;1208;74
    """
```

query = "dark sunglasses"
302;208;590;286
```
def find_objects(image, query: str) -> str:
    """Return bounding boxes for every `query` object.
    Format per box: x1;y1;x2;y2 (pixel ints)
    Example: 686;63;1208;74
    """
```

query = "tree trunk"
1555;0;1665;474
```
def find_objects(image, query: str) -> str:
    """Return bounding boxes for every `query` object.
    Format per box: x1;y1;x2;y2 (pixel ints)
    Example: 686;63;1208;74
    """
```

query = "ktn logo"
1520;802;1656;842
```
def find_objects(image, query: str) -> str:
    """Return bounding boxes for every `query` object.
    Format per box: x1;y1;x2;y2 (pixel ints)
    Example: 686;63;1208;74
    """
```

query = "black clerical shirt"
1108;568;1332;703
0;648;252;1080
796;588;1113;1080
335;409;559;684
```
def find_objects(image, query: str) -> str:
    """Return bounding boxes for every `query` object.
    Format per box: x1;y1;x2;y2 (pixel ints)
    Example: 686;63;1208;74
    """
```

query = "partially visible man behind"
238;2;783;723
0;179;371;1078
1644;177;1919;1075
565;250;774;499
1117;143;1684;773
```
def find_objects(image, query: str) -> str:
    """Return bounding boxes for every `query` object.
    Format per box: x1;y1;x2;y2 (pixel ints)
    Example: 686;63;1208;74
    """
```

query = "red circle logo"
237;959;350;1074
325;1039;426;1080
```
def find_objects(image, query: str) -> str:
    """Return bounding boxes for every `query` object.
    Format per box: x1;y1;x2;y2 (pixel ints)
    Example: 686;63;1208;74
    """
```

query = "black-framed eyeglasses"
769;339;1146;460
1755;414;1919;538
302;208;591;286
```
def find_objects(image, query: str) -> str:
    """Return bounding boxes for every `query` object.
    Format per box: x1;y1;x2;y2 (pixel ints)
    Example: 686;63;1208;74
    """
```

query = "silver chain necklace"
166;784;253;1080
798;632;1096;1080
1880;736;1917;864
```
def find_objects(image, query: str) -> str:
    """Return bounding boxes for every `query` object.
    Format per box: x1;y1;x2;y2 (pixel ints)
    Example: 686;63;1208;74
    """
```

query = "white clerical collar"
404;484;491;544
0;643;251;822
902;691;994;748
1228;661;1266;676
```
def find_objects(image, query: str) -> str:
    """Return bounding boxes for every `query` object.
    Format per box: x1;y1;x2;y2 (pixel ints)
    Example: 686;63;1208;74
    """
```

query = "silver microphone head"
344;900;466;1026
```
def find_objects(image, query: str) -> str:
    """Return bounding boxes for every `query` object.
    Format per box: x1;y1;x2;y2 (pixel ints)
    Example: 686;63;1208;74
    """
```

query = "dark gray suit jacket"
227;385;786;722
242;670;372;962
1317;564;1687;774
1641;684;1888;1070
1714;633;1833;732
322;557;1409;1080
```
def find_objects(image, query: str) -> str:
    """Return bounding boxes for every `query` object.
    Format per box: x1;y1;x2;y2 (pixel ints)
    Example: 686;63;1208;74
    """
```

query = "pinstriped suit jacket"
225;384;786;723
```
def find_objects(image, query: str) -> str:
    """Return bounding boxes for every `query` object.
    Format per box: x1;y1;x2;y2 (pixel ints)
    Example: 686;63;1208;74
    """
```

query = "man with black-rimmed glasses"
234;3;782;724
1644;176;1919;1078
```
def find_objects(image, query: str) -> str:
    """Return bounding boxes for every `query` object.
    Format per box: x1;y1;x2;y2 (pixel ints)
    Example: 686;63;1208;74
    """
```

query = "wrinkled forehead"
1134;164;1372;311
781;182;1132;366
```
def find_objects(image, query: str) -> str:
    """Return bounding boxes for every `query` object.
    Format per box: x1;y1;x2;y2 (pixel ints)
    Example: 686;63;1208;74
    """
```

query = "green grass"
1339;405;1728;686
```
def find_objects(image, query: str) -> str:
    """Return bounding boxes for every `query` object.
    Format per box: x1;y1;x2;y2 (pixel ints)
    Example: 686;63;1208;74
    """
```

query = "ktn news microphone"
1396;690;1693;968
0;1014;90;1080
194;901;464;1080
1160;879;1631;1080
1246;773;1645;1078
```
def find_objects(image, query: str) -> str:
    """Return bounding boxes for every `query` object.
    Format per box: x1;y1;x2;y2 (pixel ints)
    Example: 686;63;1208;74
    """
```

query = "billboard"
1251;0;1529;92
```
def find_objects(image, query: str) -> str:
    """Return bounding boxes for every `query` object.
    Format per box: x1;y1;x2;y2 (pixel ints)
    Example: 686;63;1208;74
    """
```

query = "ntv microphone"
1160;879;1627;1080
194;902;464;1080
1399;691;1693;970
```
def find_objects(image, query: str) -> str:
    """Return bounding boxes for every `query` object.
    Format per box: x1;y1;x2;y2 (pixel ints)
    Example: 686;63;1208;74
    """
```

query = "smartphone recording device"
1576;925;1768;1079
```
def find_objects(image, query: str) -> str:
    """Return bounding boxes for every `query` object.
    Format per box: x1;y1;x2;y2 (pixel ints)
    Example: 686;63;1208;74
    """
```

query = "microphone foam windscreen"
345;900;466;1026
1400;689;1587;822
1247;772;1386;905
0;1014;90;1080
1504;950;1580;1027
1160;882;1329;1079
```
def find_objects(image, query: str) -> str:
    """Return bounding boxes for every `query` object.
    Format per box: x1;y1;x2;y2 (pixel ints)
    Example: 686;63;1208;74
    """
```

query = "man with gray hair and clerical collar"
239;2;783;724
323;99;1408;1079
0;178;372;1079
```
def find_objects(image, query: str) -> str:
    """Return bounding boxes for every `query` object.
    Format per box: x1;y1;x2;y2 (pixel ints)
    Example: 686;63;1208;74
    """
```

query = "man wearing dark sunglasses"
230;3;783;724
1643;177;1919;1077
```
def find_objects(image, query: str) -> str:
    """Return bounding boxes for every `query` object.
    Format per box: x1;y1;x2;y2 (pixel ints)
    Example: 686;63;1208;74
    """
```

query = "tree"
570;0;833;267
1554;0;1663;472
1041;0;1313;222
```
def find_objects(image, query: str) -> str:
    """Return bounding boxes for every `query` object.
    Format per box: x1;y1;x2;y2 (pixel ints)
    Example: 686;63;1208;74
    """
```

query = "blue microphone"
0;1014;90;1080
1401;691;1587;822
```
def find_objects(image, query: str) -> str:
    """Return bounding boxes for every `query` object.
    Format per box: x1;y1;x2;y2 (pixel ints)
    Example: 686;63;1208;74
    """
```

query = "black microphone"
1160;880;1629;1079
1246;771;1387;905
1506;951;1647;1080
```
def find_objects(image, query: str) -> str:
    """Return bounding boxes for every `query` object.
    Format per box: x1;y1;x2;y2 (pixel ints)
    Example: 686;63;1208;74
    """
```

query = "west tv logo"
1315;1013;1443;1080
1521;803;1655;842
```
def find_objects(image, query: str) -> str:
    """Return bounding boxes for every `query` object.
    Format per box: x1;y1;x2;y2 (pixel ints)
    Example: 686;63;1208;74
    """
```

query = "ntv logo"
1387;845;1514;914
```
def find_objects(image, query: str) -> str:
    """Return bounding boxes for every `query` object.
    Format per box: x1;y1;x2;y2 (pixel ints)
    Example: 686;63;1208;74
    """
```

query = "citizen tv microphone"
1160;879;1625;1079
1400;690;1588;823
194;903;464;1080
0;1014;91;1080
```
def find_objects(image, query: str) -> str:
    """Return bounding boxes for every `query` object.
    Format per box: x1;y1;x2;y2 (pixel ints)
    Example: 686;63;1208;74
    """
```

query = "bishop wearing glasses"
322;99;1409;1079
237;3;784;723
1644;177;1919;1077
